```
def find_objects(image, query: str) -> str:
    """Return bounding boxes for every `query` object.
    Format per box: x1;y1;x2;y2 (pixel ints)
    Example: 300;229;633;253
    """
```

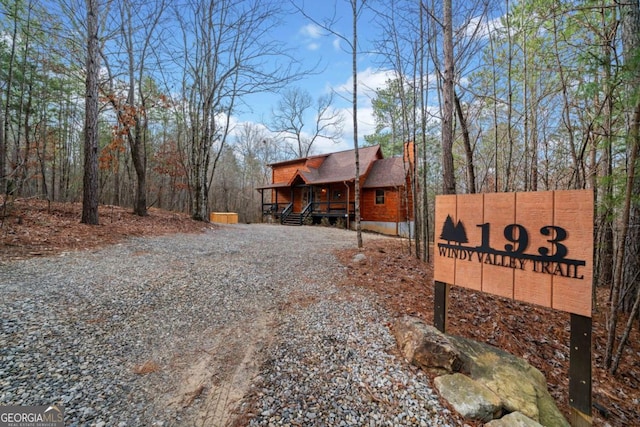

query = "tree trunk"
605;103;639;371
352;0;362;248
606;0;640;370
0;113;4;192
441;0;455;195
81;0;100;225
504;0;514;191
419;5;429;262
611;269;640;374
621;0;640;314
595;3;615;298
131;122;147;216
454;91;475;194
1;5;19;194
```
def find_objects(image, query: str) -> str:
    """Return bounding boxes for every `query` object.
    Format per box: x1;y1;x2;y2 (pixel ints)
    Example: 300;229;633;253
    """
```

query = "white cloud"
321;105;375;153
298;23;326;52
312;135;351;154
299;23;323;39
334;67;397;102
332;37;341;52
463;14;504;39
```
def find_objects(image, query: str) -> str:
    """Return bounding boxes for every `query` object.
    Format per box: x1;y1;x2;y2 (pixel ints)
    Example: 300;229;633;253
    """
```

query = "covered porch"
257;180;356;226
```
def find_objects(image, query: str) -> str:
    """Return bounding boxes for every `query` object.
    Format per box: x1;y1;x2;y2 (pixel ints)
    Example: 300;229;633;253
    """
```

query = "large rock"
448;335;569;427
450;335;540;420
393;316;569;427
485;411;544;427
434;373;502;422
392;315;464;374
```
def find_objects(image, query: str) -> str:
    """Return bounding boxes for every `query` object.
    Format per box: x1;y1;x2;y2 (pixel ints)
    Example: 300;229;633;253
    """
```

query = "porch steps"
281;213;303;226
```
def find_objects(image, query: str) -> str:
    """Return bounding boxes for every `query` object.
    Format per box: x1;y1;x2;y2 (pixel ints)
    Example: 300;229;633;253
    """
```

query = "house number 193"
476;223;569;260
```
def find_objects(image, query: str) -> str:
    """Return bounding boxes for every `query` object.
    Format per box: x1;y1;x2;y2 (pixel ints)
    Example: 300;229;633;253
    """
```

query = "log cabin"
257;143;414;237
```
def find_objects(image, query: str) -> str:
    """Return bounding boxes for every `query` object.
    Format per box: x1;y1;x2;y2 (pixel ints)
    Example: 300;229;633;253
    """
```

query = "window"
333;190;342;200
375;189;385;205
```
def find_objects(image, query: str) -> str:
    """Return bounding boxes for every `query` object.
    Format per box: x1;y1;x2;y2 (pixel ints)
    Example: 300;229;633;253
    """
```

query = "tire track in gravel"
138;224;369;426
165;310;276;427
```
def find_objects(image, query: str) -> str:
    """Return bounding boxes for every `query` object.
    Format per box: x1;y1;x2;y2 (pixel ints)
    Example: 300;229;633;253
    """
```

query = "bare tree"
81;0;100;224
270;87;344;158
441;0;455;195
232;123;279;222
351;0;364;248
291;0;367;248
454;91;476;193
102;0;167;216
177;0;304;221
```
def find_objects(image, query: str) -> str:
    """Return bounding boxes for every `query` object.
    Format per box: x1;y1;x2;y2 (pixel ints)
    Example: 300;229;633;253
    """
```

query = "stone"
392;316;464;373
537;389;572;427
434;373;502;422
352;253;367;264
392;316;569;427
485;411;544;426
482;364;540;419
448;334;569;426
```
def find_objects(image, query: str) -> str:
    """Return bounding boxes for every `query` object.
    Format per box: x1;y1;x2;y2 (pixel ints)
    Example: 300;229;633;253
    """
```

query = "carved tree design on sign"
439;215;468;245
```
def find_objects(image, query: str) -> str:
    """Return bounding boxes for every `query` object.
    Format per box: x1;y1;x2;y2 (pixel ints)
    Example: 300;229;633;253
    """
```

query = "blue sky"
233;1;504;156
236;1;396;155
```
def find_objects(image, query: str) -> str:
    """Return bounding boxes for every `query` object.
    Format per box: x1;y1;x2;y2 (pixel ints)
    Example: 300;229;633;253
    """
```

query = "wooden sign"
434;190;593;317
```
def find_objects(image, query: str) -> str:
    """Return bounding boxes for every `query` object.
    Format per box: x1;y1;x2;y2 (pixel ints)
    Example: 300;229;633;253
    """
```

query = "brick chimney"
403;141;415;166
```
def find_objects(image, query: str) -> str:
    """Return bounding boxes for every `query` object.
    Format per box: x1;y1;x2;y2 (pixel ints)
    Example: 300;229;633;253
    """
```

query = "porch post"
396;186;400;236
344;181;350;230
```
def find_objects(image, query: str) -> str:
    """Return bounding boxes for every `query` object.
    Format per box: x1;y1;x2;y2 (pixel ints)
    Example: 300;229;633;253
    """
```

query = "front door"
293;185;318;213
293;186;308;212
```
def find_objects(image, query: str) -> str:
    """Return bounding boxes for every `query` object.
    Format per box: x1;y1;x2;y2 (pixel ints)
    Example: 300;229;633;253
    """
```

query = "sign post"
434;281;449;332
433;190;593;426
569;314;593;426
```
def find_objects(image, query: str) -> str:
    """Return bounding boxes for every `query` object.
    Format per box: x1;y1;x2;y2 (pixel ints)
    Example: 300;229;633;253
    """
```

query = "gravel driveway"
1;224;457;426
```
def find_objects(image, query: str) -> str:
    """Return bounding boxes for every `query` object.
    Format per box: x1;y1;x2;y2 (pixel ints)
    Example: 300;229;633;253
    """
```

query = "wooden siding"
362;188;399;222
272;160;307;184
271;189;292;205
361;186;413;222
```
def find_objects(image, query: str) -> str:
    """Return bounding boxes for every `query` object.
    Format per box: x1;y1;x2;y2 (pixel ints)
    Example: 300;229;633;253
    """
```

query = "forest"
0;0;638;377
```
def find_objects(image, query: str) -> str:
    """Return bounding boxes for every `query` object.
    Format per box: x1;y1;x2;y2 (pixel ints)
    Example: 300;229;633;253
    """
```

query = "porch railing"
279;202;293;224
300;202;313;224
262;202;287;215
310;201;355;214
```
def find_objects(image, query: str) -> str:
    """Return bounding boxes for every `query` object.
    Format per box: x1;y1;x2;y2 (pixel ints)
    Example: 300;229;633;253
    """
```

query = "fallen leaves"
0;198;210;261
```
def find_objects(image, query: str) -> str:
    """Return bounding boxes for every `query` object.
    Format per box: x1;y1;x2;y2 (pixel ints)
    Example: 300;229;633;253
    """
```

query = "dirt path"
163;311;276;427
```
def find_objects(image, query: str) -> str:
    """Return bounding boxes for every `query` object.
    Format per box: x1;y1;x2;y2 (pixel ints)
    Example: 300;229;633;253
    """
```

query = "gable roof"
263;144;410;189
363;157;408;188
264;145;382;186
299;145;381;184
